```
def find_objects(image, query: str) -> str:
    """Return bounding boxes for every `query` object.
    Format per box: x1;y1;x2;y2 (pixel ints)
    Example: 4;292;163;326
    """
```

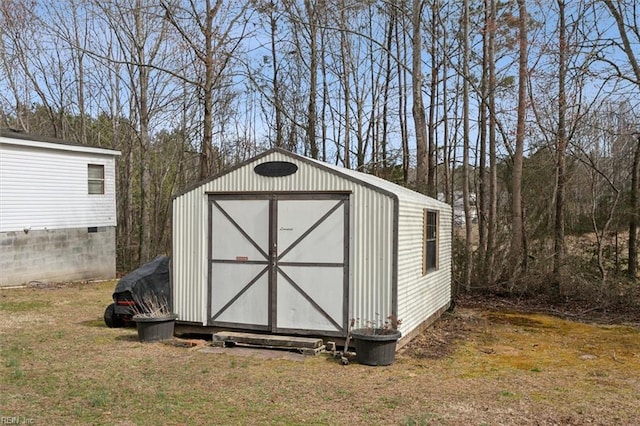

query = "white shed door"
208;194;349;336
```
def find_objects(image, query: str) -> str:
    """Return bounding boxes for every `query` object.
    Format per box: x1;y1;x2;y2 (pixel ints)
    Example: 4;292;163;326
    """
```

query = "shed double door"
208;193;349;336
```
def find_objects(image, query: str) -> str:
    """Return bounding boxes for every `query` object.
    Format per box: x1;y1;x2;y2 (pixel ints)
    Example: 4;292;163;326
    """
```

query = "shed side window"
88;164;105;194
423;210;439;275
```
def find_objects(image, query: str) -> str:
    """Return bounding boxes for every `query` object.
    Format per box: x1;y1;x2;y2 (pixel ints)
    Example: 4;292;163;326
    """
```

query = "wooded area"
1;0;638;305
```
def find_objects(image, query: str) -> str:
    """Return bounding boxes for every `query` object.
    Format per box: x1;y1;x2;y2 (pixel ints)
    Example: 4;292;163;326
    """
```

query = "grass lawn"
1;281;639;425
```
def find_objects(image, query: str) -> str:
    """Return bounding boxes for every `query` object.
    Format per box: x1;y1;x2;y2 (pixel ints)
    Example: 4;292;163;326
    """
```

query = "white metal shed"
172;148;452;345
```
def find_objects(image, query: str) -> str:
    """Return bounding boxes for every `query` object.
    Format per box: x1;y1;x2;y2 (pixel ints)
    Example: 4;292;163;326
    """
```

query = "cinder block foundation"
0;226;116;287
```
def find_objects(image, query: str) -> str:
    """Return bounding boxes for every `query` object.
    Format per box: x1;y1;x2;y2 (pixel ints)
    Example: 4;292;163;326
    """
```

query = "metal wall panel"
396;197;453;334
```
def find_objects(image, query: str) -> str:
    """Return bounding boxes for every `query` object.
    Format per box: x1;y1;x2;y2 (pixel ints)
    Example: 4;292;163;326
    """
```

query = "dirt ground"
1;281;639;425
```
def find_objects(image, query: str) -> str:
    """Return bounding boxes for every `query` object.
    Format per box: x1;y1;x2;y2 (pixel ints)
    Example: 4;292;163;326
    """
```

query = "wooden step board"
212;331;325;355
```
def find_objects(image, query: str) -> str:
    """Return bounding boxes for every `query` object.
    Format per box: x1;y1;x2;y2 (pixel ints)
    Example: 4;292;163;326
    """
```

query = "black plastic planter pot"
351;328;401;366
133;314;178;342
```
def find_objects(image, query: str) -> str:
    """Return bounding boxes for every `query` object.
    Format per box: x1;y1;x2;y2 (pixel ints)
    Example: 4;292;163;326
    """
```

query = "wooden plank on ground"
213;331;324;349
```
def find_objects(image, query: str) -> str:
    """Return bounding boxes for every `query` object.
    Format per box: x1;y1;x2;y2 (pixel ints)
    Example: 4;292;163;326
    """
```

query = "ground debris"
163;337;208;349
579;354;598;360
400;310;474;359
457;292;640;325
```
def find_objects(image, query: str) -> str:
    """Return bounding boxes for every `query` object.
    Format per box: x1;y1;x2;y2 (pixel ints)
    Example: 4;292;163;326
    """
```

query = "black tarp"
113;255;171;309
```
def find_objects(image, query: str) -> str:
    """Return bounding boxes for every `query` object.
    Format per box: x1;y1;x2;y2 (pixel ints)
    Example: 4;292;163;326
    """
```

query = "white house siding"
173;150;396;326
0;141;117;232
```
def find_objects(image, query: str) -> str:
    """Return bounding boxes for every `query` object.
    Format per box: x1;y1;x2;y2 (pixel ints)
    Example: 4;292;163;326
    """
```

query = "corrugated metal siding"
396;197;452;334
0;143;118;232
173;151;395;325
172;190;209;323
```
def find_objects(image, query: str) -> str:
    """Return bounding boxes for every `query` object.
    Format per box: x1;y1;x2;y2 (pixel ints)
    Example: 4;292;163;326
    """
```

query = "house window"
88;164;105;194
423;210;439;275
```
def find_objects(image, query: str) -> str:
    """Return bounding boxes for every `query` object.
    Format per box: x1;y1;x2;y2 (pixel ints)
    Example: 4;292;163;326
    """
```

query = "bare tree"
412;0;428;194
600;0;640;279
551;0;568;297
510;0;528;278
486;0;498;287
303;0;319;159
93;0;176;263
440;1;452;206
270;5;285;149
339;5;352;168
396;4;410;183
426;0;439;197
0;0;67;136
35;0;92;144
161;0;250;178
380;1;397;173
630;135;640;278
461;0;473;291
573;114;622;284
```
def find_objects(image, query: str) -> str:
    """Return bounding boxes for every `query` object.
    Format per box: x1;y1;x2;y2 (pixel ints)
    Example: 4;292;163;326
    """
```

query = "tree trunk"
487;0;498;287
412;0;428;194
134;1;152;263
200;0;215;179
551;0;568;298
426;0;438;198
462;0;473;291
510;0;528;280
270;9;283;148
304;0;318;159
340;7;351;168
478;0;490;284
381;4;395;171
396;8;409;183
320;25;328;161
69;3;87;145
441;7;450;206
629;136;640;279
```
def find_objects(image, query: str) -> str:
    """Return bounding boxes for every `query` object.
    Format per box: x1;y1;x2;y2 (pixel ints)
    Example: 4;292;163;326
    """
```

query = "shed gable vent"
254;161;298;177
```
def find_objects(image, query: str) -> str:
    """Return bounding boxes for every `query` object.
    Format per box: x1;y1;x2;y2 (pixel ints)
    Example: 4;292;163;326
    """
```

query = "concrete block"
0;226;117;287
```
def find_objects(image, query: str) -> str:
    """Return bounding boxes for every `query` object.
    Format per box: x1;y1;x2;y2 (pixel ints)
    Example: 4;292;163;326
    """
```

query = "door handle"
271;243;277;267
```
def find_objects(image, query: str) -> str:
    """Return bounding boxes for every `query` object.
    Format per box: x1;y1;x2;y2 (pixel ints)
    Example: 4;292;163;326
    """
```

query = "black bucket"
351;329;401;366
134;314;178;342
